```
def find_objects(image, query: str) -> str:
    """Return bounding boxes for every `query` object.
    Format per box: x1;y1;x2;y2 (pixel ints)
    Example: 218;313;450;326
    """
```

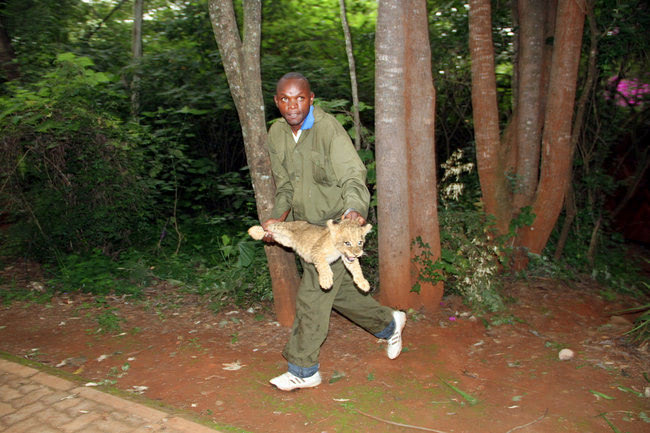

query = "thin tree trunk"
554;0;597;260
208;0;299;326
520;0;586;254
339;0;362;151
376;0;442;311
587;215;601;266
131;0;144;119
553;183;576;260
468;0;511;235
513;0;545;210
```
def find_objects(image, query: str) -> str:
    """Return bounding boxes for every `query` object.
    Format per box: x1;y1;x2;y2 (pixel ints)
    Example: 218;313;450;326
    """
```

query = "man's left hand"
344;210;366;225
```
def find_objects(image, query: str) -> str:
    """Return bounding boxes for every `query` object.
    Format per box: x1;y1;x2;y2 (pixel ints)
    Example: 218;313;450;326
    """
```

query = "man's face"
274;78;314;132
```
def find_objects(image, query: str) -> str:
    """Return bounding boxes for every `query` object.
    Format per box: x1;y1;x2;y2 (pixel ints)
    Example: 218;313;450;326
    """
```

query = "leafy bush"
0;53;153;261
412;149;507;312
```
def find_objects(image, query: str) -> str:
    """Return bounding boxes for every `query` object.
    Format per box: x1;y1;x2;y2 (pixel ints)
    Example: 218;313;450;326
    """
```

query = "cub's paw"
248;226;266;240
356;278;370;292
319;272;334;290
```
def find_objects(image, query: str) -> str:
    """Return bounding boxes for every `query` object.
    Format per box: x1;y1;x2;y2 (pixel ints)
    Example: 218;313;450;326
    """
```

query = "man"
262;72;406;391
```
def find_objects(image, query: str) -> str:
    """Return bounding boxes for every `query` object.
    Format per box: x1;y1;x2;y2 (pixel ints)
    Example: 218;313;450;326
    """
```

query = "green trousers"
282;258;394;368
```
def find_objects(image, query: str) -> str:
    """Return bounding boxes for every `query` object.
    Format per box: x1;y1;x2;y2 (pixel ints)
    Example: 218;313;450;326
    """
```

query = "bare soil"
1;259;649;433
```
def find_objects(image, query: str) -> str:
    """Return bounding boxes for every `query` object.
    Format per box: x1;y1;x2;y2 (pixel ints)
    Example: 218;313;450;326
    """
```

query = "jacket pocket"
310;151;333;186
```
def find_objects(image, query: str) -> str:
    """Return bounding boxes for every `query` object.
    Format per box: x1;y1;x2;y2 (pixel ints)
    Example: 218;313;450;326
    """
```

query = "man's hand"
260;218;282;243
260;209;290;243
343;210;366;225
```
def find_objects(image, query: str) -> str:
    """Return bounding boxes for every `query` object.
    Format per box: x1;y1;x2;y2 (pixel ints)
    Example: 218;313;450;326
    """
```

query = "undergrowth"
8;214;274;311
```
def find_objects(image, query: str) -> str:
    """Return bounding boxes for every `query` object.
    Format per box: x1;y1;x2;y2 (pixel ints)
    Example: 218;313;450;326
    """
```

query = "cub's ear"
326;219;336;230
362;223;372;235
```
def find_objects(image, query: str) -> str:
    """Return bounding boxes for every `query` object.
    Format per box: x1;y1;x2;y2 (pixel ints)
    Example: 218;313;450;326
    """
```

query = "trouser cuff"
373;317;395;340
288;362;319;378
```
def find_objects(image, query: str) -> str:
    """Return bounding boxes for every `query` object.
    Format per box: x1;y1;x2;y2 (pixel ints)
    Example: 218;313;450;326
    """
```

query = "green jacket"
267;105;370;225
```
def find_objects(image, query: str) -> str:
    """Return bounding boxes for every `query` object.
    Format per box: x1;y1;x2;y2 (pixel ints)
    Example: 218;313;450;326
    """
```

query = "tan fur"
248;219;372;291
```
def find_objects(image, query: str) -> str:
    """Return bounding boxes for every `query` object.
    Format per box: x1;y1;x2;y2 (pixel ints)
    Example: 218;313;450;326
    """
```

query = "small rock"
558;348;575;361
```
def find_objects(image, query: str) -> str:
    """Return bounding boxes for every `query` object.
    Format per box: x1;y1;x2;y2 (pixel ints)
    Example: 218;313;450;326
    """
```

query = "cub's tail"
248;225;266;240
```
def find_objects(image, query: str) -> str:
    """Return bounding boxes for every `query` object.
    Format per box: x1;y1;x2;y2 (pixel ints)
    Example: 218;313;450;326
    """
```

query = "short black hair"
276;72;311;93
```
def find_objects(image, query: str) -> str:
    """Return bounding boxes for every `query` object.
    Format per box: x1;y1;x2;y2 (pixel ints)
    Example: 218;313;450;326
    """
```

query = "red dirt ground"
1;259;649;433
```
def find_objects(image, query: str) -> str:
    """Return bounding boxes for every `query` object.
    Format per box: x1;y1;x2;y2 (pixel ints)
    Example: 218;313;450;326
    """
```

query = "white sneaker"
269;371;322;391
386;310;406;359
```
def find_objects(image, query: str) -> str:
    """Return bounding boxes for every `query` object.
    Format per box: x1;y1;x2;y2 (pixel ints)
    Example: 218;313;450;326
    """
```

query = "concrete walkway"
0;358;223;433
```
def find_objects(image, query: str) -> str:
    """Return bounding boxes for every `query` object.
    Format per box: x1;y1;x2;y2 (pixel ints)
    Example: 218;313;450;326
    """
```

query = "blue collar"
301;105;315;130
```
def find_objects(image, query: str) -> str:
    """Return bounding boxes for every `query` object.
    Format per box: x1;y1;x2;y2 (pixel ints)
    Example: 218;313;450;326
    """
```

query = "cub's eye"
344;241;351;246
358;241;363;246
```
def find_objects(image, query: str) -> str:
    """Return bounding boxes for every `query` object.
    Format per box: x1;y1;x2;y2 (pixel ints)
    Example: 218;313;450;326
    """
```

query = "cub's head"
326;219;372;263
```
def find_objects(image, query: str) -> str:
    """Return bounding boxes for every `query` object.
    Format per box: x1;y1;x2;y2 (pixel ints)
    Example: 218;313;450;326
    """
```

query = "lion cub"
248;219;372;291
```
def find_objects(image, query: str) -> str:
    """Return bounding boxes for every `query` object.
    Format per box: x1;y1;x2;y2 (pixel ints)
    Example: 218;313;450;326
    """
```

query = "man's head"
274;72;314;133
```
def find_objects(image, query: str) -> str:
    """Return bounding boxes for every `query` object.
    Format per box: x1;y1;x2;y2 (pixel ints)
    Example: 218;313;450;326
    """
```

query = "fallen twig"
504;409;548;433
356;409;450;433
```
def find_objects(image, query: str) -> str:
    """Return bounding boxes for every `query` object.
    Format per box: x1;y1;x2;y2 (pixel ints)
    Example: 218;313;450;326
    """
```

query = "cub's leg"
313;259;334;290
343;260;370;292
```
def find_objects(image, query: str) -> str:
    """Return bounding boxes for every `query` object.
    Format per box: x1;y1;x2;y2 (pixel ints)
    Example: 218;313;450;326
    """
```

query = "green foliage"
0;282;53;305
94;307;126;334
51;249;143;297
44;216;272;307
0;53;153;260
151;220;272;310
412;150;506;312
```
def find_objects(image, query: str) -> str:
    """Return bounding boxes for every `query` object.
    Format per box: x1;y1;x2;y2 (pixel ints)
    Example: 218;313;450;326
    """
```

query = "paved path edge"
0;351;240;433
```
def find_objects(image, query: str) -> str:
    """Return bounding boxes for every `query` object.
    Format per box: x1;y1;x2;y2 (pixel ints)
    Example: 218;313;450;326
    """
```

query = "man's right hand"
260;209;290;243
260;218;282;243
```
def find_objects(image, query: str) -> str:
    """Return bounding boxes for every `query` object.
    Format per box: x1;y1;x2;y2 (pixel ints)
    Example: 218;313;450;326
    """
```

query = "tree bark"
339;0;362;151
131;0;144;119
208;0;299;326
513;0;544;210
376;0;442;311
519;0;586;254
554;0;596;260
470;0;586;261
468;0;511;235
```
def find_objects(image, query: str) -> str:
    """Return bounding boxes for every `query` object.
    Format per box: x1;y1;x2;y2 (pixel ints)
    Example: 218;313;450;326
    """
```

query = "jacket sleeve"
266;130;293;219
329;130;371;219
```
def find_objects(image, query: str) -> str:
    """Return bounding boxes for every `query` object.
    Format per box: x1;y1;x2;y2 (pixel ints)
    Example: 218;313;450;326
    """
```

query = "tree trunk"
468;0;511;235
519;0;586;254
470;0;586;260
554;0;596;260
131;0;144;119
513;0;544;210
338;0;362;151
208;0;299;327
375;0;442;311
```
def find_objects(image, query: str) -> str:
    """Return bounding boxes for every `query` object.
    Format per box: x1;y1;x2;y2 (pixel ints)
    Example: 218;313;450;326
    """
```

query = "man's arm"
267;132;293;220
330;133;371;219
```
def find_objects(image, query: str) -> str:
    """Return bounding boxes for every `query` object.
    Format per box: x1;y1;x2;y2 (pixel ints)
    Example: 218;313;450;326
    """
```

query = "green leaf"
439;378;479;405
237;241;256;268
590;390;615;400
616;386;644;398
